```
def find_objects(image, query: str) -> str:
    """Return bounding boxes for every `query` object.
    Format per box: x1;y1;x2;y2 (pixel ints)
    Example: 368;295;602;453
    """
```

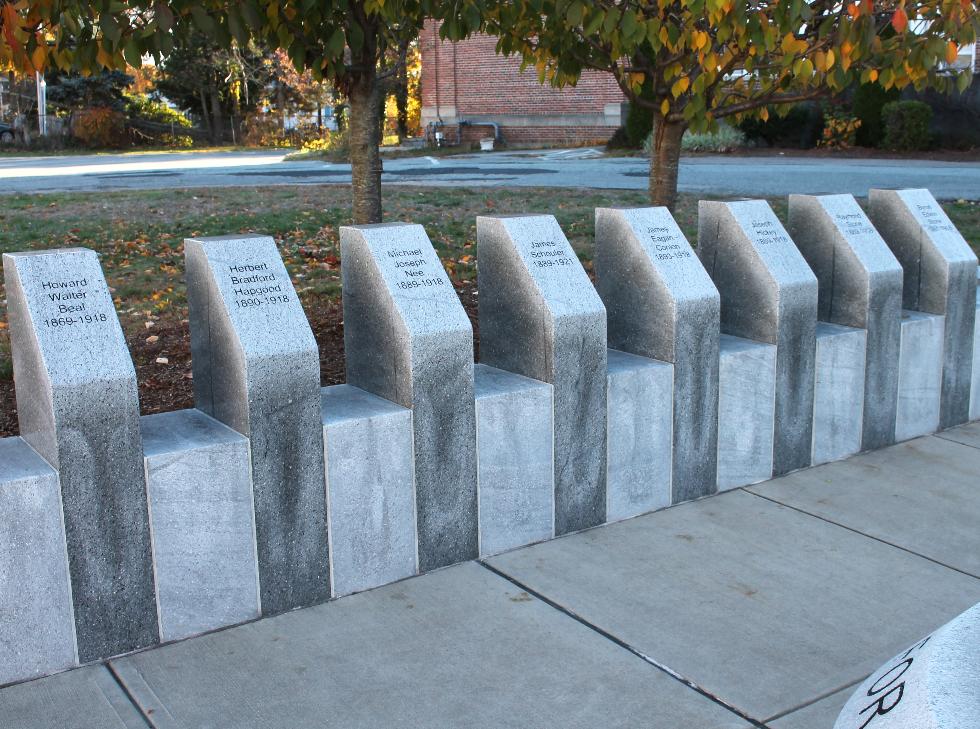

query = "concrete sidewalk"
3;424;979;728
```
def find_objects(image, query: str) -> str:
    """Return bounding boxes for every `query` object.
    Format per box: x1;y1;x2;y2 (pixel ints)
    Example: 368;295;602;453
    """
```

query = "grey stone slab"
698;200;818;476
474;364;555;556
749;434;980;576
340;223;477;571
869;188;978;429
0;665;147;728
788;194;904;450
595;207;720;502
141;409;260;642
2;248;157;662
896;311;944;442
717;334;776;490
770;686;853;728
972;290;979;421
111;562;745;729
321;384;417;597
834;602;980;729
606;349;672;518
477;214;607;535
487;489;980;721
185;234;329;615
812;322;866;465
0;437;76;686
937;420;980;449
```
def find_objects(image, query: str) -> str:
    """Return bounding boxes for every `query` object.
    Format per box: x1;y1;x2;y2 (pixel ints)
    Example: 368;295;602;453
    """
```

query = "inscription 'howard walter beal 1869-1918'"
40;276;110;328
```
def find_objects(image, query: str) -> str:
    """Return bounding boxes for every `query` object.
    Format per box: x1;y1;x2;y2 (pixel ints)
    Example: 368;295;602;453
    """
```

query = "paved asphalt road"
2;148;979;198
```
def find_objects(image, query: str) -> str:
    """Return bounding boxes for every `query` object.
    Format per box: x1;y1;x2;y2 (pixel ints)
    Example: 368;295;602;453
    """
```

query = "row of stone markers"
0;188;976;687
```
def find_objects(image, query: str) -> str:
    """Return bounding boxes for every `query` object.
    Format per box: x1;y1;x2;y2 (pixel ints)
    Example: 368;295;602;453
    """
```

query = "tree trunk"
649;115;686;211
348;65;383;224
198;87;212;141
209;87;223;145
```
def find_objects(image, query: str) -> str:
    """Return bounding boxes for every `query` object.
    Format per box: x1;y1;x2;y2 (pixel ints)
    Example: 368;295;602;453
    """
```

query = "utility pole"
36;71;47;136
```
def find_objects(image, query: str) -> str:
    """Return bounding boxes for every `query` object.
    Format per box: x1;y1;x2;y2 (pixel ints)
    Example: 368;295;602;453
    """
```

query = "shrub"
641;125;747;155
605;126;632;150
624;102;653;148
298;129;350;161
881;100;933;151
124;94;192;128
851;83;901;147
72;107;127;148
737;103;824;148
819;110;862;148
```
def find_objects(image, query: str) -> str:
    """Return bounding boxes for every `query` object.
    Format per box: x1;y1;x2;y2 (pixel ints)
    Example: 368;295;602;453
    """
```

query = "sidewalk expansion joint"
745;491;980;580
762;676;866;723
106;662;154;728
477;560;772;729
934;432;980;451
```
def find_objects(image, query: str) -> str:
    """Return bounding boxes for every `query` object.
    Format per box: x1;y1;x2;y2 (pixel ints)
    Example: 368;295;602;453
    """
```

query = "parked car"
0;122;13;144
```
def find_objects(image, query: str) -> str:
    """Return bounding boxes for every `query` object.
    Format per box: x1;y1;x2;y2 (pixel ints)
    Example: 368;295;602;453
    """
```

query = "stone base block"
896;311;944;441
972;291;980;421
717;335;776;490
475;365;555;556
812;323;867;465
142;410;260;643
606;349;672;518
322;385;417;597
0;437;76;686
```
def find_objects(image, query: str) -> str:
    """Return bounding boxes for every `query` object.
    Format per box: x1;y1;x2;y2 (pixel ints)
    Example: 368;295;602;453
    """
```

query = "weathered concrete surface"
487;488;980;722
896;312;944;441
0;666;147;728
750;431;980;576
937;420;980;449
812;323;866;465
109;563;745;728
770;687;853;728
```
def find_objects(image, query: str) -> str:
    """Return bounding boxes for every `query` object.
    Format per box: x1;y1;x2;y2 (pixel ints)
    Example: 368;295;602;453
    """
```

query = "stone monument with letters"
2;248;158;662
340;223;478;571
185;234;330;615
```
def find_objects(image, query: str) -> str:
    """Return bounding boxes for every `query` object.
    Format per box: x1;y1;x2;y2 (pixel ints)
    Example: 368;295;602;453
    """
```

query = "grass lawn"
1;184;977;436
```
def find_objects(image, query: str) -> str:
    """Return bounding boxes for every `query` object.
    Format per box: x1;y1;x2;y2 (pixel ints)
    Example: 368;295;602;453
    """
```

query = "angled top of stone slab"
700;200;817;288
607;348;672;375
339;223;471;337
0;437;56;481
320;384;410;426
595;207;718;305
477;214;605;319
474;363;551;399
2;247;136;387
141;409;247;458
184;234;316;359
791;194;902;276
870;188;976;265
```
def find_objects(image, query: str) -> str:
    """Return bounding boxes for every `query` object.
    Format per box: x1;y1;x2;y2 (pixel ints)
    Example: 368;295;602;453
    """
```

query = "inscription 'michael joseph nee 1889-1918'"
386;247;448;289
39;277;110;329
227;262;290;308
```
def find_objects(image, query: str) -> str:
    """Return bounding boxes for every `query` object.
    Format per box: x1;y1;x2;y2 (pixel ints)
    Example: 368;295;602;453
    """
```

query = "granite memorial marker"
698;200;819;476
834;602;980;729
474;365;555;555
869;188;978;429
185;235;330;615
477;214;607;534
789;194;903;450
0;437;77;684
141;409;261;641
321;384;417;596
895;311;944;441
811;322;867;464
2;248;158;662
595;206;720;502
340;223;478;571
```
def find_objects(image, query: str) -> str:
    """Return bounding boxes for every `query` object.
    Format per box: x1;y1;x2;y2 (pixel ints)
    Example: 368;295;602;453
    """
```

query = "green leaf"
123;39;142;68
190;6;215;34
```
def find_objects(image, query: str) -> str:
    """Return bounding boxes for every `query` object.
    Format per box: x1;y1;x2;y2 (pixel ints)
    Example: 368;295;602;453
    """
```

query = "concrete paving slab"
0;665;145;729
110;562;746;729
769;685;853;728
936;420;980;449
486;490;980;723
749;435;980;576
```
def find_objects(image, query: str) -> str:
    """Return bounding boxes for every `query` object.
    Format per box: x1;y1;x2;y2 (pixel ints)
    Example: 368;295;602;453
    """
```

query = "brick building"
419;20;626;146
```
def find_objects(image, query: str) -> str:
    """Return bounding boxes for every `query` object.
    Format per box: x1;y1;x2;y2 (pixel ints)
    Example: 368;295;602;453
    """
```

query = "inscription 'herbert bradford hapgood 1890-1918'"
228;261;290;308
40;276;110;328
